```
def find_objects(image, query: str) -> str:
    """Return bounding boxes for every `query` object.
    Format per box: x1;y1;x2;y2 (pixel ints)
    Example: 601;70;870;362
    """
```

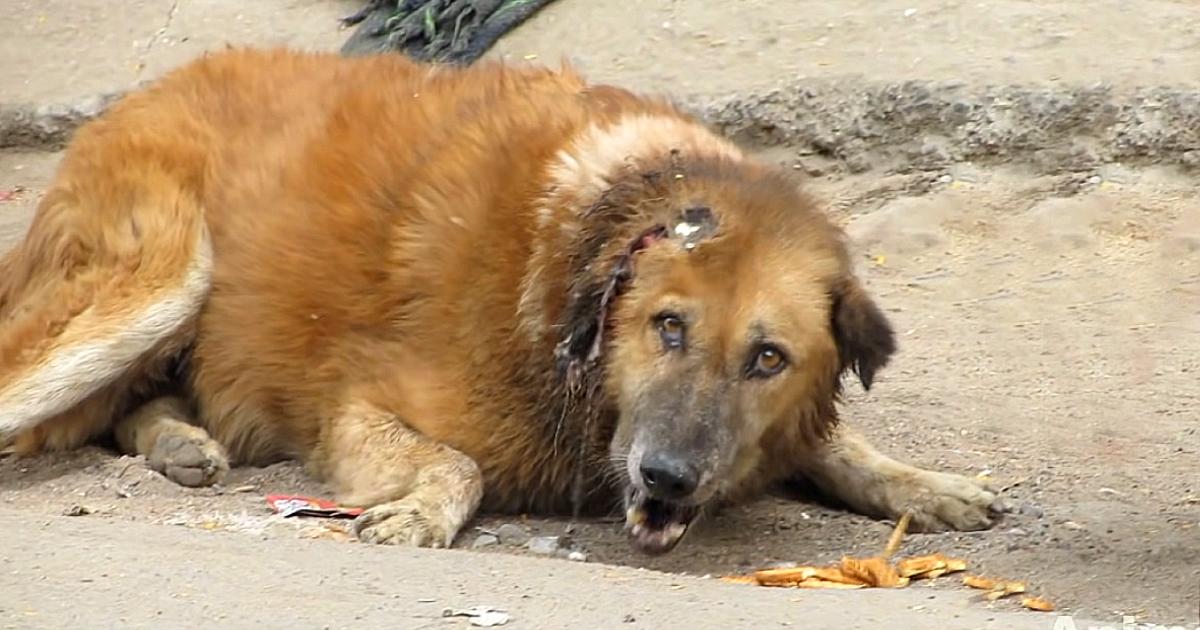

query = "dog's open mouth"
624;490;700;555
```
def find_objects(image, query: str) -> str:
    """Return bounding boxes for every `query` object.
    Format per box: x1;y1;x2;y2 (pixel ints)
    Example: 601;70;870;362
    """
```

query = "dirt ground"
2;0;1198;628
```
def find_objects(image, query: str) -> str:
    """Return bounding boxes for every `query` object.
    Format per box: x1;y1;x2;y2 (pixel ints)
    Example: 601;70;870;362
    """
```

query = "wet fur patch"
554;223;668;386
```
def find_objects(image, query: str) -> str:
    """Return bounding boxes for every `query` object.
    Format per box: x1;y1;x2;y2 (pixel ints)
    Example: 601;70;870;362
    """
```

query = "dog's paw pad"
898;471;1004;533
351;498;452;548
148;433;229;487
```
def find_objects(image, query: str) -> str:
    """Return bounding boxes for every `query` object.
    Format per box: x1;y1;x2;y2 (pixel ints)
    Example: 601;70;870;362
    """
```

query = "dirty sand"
1;0;1198;627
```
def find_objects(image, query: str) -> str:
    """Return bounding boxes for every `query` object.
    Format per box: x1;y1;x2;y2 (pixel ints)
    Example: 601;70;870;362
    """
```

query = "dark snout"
619;381;733;555
639;452;699;501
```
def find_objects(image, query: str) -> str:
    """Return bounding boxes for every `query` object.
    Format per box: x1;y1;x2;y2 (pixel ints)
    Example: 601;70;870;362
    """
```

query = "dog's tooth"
626;506;647;525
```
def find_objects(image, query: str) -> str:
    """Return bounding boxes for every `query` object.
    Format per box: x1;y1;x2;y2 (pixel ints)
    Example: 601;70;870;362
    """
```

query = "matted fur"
0;48;1002;550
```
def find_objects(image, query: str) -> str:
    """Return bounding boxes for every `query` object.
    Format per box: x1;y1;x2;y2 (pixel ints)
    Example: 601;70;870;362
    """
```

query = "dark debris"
340;0;559;64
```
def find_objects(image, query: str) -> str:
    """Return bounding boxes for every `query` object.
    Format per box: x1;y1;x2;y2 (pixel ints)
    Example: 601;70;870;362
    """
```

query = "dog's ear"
830;276;896;391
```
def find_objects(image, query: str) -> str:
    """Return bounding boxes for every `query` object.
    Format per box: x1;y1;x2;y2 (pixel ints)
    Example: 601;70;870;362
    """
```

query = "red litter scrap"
266;494;363;519
0;186;27;202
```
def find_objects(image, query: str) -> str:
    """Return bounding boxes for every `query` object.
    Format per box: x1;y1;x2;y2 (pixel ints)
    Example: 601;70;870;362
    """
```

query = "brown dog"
0;48;1002;553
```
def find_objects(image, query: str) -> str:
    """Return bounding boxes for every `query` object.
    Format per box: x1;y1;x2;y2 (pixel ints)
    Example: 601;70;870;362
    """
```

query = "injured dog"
0;48;1003;553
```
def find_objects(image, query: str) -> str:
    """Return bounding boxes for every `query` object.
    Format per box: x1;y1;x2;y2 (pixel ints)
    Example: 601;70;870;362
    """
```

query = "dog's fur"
0;48;1001;551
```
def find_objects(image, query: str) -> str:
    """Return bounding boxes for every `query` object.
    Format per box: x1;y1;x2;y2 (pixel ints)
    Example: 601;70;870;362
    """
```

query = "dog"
0;48;1002;553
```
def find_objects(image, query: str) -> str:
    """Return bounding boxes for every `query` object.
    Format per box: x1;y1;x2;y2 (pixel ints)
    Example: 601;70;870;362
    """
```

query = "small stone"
472;534;499;549
496;523;531;546
567;551;587;562
1062;520;1085;531
63;505;91;517
1019;501;1045;518
623;614;637;623
526;536;561;555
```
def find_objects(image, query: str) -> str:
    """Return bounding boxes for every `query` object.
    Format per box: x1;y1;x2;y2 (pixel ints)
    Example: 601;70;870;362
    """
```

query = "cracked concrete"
0;0;358;104
134;0;183;80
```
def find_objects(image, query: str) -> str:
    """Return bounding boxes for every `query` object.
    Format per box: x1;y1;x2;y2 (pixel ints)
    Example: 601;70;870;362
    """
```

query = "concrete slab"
490;0;1200;95
0;0;359;104
0;507;1089;629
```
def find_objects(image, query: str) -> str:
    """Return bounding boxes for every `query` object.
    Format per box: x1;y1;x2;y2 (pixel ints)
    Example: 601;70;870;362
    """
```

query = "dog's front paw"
351;497;455;548
147;432;229;487
891;471;1007;532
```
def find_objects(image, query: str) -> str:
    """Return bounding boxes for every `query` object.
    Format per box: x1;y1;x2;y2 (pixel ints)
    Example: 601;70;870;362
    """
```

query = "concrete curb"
0;92;126;151
5;80;1200;177
691;80;1200;174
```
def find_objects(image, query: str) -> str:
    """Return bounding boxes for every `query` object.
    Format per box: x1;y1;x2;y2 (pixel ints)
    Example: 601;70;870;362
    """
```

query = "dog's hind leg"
311;401;484;548
6;370;148;456
113;396;229;487
0;184;213;446
793;426;1008;533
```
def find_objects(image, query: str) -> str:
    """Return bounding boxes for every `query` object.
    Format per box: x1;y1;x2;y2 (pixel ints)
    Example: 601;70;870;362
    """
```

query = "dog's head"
560;154;896;555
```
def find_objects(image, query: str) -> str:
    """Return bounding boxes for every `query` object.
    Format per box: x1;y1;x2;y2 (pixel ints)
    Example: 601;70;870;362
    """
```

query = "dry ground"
1;0;1198;627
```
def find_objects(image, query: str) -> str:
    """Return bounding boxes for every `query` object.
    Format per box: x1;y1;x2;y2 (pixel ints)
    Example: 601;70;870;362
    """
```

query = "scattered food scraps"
882;510;914;559
265;494;363;519
797;578;865;590
298;524;356;542
964;575;1028;601
720;508;1056;613
723;511;934;589
1021;597;1056;612
896;553;967;578
750;565;866;587
839;555;908;588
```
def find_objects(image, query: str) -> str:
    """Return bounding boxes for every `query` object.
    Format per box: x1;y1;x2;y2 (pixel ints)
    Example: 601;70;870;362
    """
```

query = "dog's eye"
655;314;686;350
748;345;788;378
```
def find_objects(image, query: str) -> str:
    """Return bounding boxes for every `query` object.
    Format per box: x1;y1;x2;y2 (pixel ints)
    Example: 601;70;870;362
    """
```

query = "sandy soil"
1;0;1198;627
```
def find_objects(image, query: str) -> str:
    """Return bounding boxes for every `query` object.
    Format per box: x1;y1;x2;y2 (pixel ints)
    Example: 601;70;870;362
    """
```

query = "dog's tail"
0;182;212;442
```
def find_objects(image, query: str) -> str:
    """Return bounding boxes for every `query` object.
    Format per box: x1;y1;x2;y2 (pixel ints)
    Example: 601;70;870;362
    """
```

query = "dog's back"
0;48;678;463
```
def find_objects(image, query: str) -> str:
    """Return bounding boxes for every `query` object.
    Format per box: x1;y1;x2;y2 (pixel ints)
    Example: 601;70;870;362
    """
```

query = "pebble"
566;551;588;562
472;534;499;549
1019;501;1045;518
496;523;531;546
526;536;561;555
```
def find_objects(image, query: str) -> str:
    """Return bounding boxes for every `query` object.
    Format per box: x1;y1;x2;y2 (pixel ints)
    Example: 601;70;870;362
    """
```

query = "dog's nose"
639;453;699;500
